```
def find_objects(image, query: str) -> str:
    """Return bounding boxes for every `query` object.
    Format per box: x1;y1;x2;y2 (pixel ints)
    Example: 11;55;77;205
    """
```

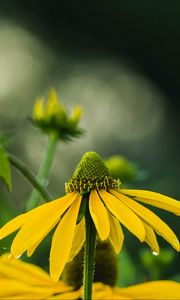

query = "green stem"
26;133;58;211
8;152;52;202
83;206;96;300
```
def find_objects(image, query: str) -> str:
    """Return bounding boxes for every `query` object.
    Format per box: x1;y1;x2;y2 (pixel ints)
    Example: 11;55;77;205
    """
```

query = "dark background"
1;0;180;103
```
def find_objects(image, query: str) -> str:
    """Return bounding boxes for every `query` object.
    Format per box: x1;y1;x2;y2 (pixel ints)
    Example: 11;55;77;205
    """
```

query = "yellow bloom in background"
0;254;180;299
0;254;72;299
0;151;179;281
33;89;84;140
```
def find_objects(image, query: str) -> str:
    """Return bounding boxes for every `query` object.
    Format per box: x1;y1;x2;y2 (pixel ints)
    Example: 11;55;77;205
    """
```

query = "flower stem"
26;133;58;211
8;152;52;201
83;205;96;300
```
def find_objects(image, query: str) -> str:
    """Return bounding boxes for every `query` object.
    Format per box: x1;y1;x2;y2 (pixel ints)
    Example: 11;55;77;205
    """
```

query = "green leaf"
0;145;11;191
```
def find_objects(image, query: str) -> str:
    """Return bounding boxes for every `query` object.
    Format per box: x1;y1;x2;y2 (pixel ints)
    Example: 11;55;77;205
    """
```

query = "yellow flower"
0;254;73;299
88;282;180;300
33;89;84;140
0;254;180;299
0;152;179;281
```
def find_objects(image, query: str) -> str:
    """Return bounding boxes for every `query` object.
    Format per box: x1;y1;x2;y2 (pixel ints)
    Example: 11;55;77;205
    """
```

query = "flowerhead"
0;254;180;299
0;151;179;281
33;89;84;140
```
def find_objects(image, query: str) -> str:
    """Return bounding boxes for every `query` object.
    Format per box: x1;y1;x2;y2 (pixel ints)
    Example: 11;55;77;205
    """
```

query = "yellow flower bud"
32;89;84;140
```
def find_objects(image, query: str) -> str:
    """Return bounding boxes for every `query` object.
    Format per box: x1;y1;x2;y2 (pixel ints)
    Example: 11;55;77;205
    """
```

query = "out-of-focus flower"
0;152;179;281
104;155;138;182
0;254;180;299
88;281;180;300
0;254;73;299
33;89;84;140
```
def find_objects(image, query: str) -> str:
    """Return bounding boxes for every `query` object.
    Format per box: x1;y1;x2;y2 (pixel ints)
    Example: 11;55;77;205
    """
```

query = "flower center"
65;152;120;193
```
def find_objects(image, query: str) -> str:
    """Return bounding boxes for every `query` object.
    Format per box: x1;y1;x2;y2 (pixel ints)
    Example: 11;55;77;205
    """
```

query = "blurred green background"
0;0;179;287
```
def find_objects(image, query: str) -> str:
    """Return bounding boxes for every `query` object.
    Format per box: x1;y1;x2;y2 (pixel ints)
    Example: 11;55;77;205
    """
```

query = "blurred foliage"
117;248;137;287
0;145;11;191
0;132;16;146
104;155;138;183
139;248;176;280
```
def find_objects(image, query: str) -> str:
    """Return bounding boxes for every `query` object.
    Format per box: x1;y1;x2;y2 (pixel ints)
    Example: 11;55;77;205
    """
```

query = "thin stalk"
26;133;58;211
83;207;96;300
8;152;52;201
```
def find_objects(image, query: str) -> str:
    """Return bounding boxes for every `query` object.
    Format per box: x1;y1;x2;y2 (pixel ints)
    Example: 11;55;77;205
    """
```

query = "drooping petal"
47;289;81;300
108;212;124;254
89;190;110;240
0;212;32;240
0;202;60;241
68;217;85;262
91;283;114;300
0;254;52;286
112;291;132;300
0;279;58;299
50;195;82;281
114;191;180;251
115;280;180;299
143;222;160;255
27;216;62;257
121;189;180;216
11;193;78;257
27;232;48;257
0;254;72;298
99;190;145;242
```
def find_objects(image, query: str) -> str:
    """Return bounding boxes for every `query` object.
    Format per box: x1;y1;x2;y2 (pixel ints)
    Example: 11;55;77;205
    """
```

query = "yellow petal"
108;212;124;254
143;222;160;255
115;191;180;251
50;195;82;281
27;214;66;257
0;203;59;241
0;279;56;298
111;291;132;300
27;233;47;257
92;283;114;300
116;280;180;299
11;193;77;257
121;189;180;216
47;290;81;300
45;89;59;116
89;190;110;240
0;254;54;286
70;106;83;125
33;97;44;120
99;190;145;242
0;213;31;240
68;217;85;262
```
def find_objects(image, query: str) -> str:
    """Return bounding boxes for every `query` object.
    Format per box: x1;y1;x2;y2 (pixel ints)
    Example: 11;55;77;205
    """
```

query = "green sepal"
76;193;89;224
0;145;12;191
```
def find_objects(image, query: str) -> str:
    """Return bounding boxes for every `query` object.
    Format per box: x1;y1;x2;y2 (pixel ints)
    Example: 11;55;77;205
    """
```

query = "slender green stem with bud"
83;204;96;300
8;152;52;201
26;133;58;211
